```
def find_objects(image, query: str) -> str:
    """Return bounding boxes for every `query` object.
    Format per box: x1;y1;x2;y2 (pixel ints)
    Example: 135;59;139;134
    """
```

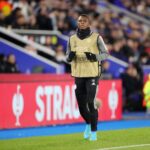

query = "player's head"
77;14;90;29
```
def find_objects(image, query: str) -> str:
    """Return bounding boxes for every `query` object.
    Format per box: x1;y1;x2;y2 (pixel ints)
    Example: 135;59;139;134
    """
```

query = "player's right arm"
66;39;76;62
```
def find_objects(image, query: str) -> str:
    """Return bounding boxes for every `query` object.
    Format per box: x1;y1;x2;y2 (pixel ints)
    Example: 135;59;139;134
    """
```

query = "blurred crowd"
0;0;150;111
120;63;144;111
0;53;20;73
108;0;150;19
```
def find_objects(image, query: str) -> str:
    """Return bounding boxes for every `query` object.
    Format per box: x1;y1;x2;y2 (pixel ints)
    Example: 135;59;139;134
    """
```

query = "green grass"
0;128;150;150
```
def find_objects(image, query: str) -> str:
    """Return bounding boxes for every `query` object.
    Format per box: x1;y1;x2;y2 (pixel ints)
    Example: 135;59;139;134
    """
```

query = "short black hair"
78;14;90;22
79;14;89;19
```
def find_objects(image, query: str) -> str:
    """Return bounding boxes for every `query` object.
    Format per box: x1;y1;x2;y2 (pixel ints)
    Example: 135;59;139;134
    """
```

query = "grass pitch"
0;127;150;150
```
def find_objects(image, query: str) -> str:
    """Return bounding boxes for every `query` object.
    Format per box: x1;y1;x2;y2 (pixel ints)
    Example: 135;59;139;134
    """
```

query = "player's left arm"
96;36;109;61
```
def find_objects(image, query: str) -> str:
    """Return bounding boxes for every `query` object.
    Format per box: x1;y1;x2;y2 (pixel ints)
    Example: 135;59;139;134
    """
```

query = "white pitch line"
97;143;150;150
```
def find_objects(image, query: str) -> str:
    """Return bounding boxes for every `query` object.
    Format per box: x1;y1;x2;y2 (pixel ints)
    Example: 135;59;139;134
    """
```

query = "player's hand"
84;52;97;62
67;51;76;62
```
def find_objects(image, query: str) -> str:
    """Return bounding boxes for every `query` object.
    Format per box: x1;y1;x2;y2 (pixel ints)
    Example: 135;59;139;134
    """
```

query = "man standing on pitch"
66;14;109;141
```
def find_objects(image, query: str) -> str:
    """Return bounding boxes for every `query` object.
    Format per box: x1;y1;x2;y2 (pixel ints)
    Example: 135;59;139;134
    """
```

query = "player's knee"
88;102;96;112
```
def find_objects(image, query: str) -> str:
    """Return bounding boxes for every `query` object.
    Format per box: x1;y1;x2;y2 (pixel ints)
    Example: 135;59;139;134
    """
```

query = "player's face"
77;16;90;29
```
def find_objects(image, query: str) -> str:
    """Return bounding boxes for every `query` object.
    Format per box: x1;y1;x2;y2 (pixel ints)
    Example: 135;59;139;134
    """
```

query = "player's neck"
77;27;91;39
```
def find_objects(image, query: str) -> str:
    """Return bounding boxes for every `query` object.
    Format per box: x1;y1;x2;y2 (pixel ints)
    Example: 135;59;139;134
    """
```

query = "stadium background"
0;0;150;149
